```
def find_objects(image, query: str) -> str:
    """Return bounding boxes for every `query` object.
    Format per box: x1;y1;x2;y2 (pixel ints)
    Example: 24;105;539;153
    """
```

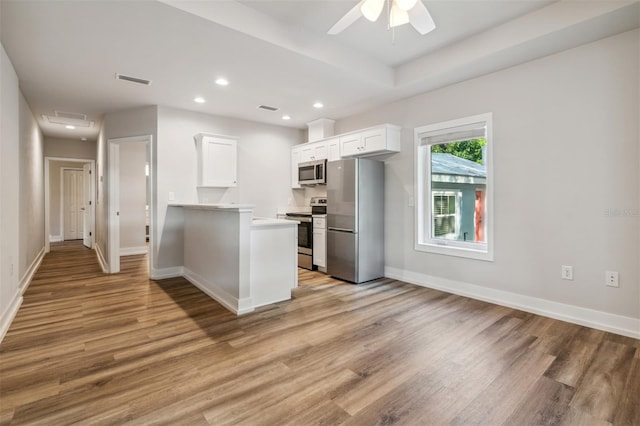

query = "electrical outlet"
561;265;573;280
168;191;175;201
605;271;619;287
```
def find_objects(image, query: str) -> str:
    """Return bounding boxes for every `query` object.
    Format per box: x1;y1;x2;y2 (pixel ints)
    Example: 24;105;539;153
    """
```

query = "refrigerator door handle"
328;227;355;233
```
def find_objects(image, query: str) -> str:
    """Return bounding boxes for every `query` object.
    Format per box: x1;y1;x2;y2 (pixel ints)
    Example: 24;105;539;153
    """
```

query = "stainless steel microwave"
298;159;326;185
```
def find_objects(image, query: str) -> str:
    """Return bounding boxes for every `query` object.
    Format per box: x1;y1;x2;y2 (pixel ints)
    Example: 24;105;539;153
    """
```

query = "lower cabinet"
313;217;326;270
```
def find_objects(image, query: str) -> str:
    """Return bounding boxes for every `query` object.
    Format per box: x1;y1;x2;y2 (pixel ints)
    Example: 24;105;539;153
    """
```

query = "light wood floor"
1;241;638;425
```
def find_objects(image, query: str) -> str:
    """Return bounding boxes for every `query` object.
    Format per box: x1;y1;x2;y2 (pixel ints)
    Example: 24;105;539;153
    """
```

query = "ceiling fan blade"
328;1;364;35
408;1;436;35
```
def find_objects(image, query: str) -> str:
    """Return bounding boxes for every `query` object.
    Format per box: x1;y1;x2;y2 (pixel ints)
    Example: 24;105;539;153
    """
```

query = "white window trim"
414;112;494;261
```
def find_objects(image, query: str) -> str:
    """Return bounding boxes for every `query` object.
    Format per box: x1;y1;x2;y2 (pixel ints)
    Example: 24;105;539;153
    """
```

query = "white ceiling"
1;0;638;141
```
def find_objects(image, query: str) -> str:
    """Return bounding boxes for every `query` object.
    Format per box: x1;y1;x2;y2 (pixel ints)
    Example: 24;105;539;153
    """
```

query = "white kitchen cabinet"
313;216;326;271
339;133;361;157
300;140;328;162
327;137;341;162
195;133;237;187
291;124;400;185
339;124;401;157
291;146;302;189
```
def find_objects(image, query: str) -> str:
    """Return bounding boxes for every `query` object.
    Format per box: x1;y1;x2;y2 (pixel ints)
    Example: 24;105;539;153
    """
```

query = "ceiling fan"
328;0;436;35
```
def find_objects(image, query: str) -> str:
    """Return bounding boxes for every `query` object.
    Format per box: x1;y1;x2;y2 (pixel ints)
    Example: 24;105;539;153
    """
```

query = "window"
414;113;493;261
432;191;460;238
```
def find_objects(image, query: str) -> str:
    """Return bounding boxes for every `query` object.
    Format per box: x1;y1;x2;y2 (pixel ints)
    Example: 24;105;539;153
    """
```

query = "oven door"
296;217;313;254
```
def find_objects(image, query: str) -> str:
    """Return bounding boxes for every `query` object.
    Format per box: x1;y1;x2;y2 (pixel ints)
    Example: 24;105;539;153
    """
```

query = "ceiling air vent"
258;105;279;112
42;114;94;128
55;110;87;121
116;73;152;86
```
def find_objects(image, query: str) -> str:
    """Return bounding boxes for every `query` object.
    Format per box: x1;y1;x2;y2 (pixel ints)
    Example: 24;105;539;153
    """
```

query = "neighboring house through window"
414;113;493;261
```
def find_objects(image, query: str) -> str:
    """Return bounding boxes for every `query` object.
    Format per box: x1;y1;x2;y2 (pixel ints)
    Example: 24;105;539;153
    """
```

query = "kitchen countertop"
251;217;298;228
169;203;255;212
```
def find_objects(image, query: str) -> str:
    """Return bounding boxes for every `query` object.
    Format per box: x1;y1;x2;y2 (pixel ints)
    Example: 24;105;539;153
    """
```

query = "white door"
63;169;84;240
108;135;153;275
82;163;91;248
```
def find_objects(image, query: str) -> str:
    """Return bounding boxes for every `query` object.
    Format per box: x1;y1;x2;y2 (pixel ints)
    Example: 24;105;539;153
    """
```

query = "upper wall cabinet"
327;137;341;162
340;124;401;157
194;133;238;187
299;140;328;162
291;124;400;188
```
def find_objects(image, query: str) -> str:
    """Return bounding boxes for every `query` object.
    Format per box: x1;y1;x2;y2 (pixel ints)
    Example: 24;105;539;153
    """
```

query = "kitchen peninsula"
169;203;298;315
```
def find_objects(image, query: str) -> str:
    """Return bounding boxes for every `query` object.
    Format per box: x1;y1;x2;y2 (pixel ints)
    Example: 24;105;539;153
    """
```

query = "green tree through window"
431;138;486;164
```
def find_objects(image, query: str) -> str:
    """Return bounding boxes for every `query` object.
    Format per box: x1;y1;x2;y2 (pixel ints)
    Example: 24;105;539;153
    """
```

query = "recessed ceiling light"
313;102;324;109
81;137;87;141
282;115;291;120
215;78;229;86
65;125;76;129
194;97;206;103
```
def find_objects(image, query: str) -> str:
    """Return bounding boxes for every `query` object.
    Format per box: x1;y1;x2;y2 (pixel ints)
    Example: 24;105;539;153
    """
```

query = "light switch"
168;192;175;201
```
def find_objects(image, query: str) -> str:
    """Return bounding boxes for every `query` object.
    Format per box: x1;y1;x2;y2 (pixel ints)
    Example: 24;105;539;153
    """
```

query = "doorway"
44;157;96;254
107;135;153;275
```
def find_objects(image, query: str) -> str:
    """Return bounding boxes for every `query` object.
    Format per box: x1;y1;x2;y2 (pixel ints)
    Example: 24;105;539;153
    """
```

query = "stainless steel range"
285;197;327;270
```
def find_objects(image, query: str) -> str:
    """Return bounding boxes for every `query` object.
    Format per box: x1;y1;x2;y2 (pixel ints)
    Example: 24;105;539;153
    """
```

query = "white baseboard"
183;267;254;315
150;266;184;280
385;266;640;340
95;243;108;273
20;247;45;294
49;234;63;242
120;246;148;256
0;288;22;344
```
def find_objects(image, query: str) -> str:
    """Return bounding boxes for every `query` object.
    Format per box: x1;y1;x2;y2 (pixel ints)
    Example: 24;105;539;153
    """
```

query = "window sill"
414;241;493;262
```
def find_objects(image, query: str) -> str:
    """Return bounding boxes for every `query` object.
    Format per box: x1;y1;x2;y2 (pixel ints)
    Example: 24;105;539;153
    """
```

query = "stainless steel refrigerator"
326;158;384;283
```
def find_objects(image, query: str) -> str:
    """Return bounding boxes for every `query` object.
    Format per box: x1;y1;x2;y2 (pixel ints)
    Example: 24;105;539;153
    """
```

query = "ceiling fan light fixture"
395;0;418;11
361;0;384;22
390;3;410;27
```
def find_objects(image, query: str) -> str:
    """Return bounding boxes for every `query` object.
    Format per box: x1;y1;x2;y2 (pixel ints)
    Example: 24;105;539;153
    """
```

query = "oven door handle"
328;227;354;233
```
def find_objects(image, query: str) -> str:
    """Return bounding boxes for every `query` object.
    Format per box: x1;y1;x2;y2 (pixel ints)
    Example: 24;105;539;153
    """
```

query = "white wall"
19;94;44;277
0;42;21;339
336;30;640;327
1;43;45;342
44;137;96;160
118;141;147;254
155;106;303;272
